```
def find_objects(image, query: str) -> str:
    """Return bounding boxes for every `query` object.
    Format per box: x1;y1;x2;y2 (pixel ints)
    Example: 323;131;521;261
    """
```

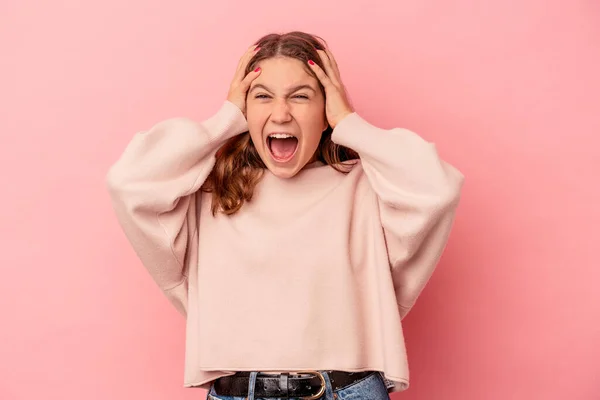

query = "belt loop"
279;372;289;398
247;371;259;400
319;370;335;400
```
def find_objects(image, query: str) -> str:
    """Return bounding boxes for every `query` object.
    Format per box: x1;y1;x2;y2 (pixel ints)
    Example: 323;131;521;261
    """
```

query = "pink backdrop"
1;1;598;399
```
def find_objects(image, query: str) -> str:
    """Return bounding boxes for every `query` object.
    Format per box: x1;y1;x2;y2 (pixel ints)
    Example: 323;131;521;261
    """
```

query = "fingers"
307;59;334;90
240;66;262;91
315;49;341;87
323;48;341;78
233;44;260;83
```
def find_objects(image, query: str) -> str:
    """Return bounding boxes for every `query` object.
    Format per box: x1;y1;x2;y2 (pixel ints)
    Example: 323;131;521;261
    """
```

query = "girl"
107;31;464;400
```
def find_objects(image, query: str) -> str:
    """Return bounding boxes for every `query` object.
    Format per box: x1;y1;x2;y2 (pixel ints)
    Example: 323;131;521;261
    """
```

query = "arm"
332;113;465;320
105;101;248;315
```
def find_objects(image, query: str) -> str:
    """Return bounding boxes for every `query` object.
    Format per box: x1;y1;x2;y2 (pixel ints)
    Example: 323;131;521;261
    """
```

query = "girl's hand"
307;48;354;129
227;45;262;115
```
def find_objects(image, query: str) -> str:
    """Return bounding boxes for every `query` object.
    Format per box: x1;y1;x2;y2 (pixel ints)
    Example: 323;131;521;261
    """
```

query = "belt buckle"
294;370;326;400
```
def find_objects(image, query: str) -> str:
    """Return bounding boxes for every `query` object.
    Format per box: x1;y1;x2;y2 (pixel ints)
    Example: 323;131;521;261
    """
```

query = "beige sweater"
106;100;464;393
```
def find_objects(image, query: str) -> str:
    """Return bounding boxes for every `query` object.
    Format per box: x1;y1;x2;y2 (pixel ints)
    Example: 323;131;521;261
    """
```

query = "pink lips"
266;132;299;163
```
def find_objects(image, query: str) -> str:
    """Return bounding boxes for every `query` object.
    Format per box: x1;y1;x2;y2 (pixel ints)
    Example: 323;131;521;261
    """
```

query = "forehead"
251;56;318;90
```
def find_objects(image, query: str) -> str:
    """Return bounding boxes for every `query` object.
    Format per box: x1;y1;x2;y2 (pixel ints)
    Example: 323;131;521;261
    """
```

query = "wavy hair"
202;31;358;215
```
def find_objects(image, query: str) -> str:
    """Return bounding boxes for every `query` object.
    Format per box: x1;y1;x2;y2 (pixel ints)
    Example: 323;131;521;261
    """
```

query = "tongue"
270;137;298;160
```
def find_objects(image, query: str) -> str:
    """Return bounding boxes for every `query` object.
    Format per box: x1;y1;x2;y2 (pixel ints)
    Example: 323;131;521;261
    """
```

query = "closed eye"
254;94;309;100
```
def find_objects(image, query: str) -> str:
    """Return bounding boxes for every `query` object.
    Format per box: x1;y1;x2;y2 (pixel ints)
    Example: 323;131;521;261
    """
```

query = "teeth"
269;133;295;139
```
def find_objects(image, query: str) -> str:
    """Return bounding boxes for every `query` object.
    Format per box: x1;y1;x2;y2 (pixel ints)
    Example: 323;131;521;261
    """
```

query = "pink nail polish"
255;47;260;52
308;60;315;65
254;67;261;72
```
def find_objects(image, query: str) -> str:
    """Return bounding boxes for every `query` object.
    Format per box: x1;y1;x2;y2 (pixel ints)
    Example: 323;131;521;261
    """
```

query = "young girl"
107;31;464;400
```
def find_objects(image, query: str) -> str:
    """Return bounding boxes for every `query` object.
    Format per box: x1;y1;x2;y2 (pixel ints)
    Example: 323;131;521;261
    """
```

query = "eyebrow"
249;84;317;95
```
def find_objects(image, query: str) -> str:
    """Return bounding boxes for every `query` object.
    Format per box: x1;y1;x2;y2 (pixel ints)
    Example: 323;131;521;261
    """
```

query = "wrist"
332;110;353;129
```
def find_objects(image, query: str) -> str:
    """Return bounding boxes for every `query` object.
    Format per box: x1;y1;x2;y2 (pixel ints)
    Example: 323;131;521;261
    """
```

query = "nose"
269;99;293;124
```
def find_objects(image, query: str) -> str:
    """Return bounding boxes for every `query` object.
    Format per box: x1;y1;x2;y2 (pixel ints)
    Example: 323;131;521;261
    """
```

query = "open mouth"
267;133;299;163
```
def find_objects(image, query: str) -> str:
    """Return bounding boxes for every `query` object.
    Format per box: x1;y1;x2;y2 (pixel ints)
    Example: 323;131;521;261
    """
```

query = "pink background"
1;0;598;399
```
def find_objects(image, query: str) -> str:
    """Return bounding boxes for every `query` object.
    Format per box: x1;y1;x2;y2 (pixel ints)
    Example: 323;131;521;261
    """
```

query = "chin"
265;162;303;179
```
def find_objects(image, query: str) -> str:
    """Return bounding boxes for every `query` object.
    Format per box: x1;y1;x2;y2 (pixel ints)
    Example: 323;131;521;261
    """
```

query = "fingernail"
255;46;260;51
254;67;261;72
308;60;315;65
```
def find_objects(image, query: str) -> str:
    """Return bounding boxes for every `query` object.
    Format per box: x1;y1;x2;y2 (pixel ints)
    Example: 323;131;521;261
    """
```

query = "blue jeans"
206;371;391;400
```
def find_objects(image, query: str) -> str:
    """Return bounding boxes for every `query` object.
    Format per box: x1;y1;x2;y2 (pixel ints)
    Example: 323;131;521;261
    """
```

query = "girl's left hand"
307;48;354;129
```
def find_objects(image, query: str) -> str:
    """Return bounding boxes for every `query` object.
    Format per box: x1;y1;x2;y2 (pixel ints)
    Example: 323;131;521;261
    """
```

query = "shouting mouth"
267;133;299;163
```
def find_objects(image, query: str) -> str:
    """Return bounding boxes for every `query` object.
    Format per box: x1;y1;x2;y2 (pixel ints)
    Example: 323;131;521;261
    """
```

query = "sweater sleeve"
105;101;248;316
332;113;465;320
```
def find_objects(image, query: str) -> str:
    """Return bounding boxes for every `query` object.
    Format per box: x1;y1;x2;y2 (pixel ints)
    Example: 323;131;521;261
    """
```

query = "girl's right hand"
227;44;262;115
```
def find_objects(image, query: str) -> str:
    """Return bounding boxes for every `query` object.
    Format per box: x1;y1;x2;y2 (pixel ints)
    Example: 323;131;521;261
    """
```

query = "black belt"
214;370;376;399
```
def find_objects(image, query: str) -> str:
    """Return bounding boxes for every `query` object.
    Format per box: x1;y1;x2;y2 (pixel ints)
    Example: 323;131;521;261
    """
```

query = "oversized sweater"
106;100;464;393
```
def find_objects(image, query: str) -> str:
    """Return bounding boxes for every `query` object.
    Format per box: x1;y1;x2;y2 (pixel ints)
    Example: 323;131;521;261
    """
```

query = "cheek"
246;105;268;139
245;103;259;124
296;106;326;141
